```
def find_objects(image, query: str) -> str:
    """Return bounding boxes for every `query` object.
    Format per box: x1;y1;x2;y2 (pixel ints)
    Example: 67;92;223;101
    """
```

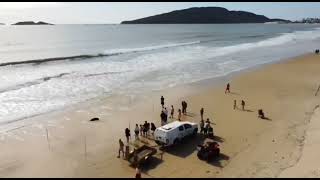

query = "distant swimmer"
225;83;230;94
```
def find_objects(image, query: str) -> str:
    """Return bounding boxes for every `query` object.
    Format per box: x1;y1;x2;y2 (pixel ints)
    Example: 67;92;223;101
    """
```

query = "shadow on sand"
160;135;206;158
208;153;230;168
229;92;240;95
140;156;164;174
260;116;272;121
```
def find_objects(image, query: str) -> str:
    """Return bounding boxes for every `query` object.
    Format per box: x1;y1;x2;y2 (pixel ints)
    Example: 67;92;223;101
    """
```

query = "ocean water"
0;24;320;128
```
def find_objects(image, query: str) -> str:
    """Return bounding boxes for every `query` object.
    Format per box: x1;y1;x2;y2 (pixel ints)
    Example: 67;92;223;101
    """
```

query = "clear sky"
0;2;319;24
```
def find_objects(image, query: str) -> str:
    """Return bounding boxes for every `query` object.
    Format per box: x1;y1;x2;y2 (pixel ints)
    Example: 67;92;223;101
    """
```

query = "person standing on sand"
160;111;166;125
241;100;245;111
117;139;124;158
151;123;156;135
164;107;168;122
181;101;186;114
161;96;165;108
200;107;204;120
135;166;142;178
170;105;174;119
139;125;143;137
185;101;188;115
200;119;205;134
134;124;140;140
233;100;237;110
125;128;131;143
143;121;148;137
178;109;182;121
225;83;230;94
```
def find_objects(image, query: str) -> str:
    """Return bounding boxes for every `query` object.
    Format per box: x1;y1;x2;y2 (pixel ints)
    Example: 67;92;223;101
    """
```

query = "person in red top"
135;166;141;178
225;83;230;94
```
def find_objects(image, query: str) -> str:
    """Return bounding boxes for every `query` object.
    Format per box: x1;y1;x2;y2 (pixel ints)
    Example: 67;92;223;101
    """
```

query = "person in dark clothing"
125;128;131;143
200;119;205;134
241;100;245;111
225;83;230;94
147;122;151;135
182;101;187;114
160;96;165;108
160;111;166;125
200;108;204;120
151;123;156;135
143;121;148;137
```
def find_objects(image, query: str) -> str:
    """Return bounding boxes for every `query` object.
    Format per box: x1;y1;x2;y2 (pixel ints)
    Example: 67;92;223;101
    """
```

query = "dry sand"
0;53;320;178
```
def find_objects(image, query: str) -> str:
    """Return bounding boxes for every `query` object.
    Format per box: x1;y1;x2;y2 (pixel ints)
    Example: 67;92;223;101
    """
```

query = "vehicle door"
178;125;185;139
183;124;193;136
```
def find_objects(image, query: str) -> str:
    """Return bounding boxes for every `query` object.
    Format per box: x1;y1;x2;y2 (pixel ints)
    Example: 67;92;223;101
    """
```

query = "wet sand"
0;53;319;177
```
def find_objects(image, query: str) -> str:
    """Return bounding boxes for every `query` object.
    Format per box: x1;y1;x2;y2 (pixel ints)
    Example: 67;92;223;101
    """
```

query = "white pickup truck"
154;121;198;146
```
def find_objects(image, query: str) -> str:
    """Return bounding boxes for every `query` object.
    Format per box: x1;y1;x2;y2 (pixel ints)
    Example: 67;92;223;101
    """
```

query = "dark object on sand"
90;117;99;121
128;145;157;167
315;49;319;54
258;109;265;119
197;139;220;162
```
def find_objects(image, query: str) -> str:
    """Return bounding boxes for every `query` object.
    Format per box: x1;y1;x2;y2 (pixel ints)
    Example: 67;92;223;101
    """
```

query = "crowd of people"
117;81;271;177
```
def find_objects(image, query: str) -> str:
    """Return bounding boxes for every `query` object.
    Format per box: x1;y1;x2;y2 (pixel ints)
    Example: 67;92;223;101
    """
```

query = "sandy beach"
0;53;320;178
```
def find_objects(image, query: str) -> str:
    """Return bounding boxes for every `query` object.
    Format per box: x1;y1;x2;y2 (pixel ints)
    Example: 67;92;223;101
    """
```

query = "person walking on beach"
178;109;182;121
200;107;204;120
170;105;174;119
134;124;140;140
241;100;245;111
233;100;237;110
200;119;205;134
161;96;165;108
125;128;131;143
225;83;230;94
117;139;125;158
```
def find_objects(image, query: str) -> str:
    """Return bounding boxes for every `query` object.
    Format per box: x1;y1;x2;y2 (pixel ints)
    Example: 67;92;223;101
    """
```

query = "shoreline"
1;52;313;133
0;53;319;177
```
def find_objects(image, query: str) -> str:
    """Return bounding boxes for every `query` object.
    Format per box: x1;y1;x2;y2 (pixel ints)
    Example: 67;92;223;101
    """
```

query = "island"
121;7;290;24
0;23;5;25
12;21;54;25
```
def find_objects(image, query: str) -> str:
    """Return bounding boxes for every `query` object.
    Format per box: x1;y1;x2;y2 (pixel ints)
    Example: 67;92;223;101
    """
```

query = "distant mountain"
12;21;54;25
121;7;290;24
